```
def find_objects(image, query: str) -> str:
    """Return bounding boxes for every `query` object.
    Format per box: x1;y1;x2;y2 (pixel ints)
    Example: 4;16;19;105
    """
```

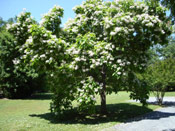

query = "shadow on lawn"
29;103;158;125
125;110;175;123
148;101;175;107
24;93;53;100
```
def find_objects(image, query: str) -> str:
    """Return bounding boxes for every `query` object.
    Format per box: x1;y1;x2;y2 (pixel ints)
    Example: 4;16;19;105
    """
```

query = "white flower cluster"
132;2;149;12
17;11;26;18
6;24;12;30
6;11;34;41
64;18;74;30
77;76;101;103
105;1;164;38
105;14;136;36
114;58;131;76
40;5;63;27
16;25;65;67
110;27;122;36
67;40;118;72
113;0;149;13
12;58;20;65
64;0;105;35
136;14;162;28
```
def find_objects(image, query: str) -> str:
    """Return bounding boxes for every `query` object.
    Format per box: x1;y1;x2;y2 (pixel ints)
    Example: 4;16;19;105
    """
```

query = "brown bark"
100;65;107;114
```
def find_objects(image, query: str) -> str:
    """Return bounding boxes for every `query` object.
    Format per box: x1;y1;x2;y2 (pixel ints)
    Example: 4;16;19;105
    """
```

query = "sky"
0;0;171;26
0;0;84;26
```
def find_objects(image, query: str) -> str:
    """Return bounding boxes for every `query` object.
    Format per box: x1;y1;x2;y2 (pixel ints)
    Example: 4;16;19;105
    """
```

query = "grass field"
149;91;175;98
0;91;174;131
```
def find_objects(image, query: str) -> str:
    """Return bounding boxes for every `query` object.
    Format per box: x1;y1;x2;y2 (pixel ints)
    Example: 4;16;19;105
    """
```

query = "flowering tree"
3;10;42;98
8;0;171;116
7;6;65;72
63;0;171;114
40;5;64;36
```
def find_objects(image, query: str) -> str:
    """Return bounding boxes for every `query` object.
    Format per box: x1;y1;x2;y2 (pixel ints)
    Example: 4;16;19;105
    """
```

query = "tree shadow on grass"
162;129;175;131
126;110;175;123
29;103;155;125
24;93;53;100
147;101;175;107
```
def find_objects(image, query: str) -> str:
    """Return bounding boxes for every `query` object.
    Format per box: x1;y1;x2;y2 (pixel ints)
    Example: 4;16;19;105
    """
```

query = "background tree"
157;0;175;23
159;26;175;59
146;0;175;23
0;11;47;98
0;18;34;98
145;58;175;105
136;17;175;104
0;17;6;30
6;5;65;99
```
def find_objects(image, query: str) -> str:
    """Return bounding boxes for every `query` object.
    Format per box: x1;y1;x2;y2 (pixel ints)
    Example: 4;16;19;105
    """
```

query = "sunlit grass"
149;91;175;97
0;92;166;131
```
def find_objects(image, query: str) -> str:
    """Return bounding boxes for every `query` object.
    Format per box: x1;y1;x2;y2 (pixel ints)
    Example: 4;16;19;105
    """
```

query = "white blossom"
95;88;98;93
40;54;46;58
117;59;122;63
161;30;165;34
46;60;50;63
75;57;80;61
110;31;116;36
6;24;11;30
50;74;54;77
146;22;154;27
13;59;20;65
81;80;85;84
72;27;78;33
79;99;82;102
117;72;121;75
75;65;79;70
88;51;94;57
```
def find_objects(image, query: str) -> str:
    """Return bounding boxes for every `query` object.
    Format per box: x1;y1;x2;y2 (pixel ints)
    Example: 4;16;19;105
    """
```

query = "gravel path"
104;97;175;131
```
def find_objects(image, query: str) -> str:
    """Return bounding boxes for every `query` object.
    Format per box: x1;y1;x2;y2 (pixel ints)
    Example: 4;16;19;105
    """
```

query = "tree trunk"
100;65;107;114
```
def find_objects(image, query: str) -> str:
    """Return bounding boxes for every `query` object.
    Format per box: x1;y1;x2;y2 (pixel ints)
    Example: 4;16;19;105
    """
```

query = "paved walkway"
104;97;175;131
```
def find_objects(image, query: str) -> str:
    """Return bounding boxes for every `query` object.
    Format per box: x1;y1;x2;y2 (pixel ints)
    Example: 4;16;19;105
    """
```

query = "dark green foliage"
0;28;31;98
0;18;47;98
146;28;175;63
160;36;175;58
0;17;6;30
140;26;175;102
159;0;175;23
128;72;150;106
147;0;175;23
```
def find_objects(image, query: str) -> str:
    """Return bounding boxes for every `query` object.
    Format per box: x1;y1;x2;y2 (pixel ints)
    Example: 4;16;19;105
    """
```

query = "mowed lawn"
1;91;174;131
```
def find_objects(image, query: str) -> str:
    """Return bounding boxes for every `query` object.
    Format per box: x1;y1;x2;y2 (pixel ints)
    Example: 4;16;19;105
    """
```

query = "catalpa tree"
8;0;171;116
62;0;171;114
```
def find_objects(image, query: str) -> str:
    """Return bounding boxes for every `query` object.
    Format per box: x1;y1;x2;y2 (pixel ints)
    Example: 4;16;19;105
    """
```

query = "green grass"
149;91;175;97
163;91;175;97
0;91;164;131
